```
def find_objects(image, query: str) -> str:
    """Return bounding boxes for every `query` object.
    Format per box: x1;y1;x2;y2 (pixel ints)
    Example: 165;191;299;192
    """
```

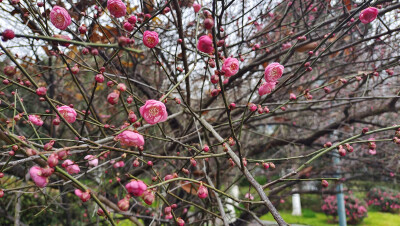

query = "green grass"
261;210;400;226
261;210;333;226
361;211;400;226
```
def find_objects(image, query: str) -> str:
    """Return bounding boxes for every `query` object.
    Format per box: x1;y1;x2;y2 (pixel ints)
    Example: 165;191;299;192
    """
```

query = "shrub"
322;195;368;224
366;187;400;213
302;209;317;218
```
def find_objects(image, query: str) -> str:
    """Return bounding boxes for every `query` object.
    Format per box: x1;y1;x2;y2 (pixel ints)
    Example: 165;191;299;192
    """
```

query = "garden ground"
260;209;400;226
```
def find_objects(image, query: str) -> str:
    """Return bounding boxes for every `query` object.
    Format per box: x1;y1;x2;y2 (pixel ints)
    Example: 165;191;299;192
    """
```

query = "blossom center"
147;37;155;44
148;106;159;117
56;14;64;23
271;68;279;78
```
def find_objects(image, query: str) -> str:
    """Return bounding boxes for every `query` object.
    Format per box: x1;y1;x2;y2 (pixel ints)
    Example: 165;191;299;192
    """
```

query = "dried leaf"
273;117;290;122
180;181;199;195
295;42;318;52
152;17;162;26
343;0;351;11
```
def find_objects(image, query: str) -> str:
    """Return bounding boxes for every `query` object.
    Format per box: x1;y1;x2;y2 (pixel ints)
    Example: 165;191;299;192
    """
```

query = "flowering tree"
0;0;399;225
322;194;368;224
367;187;400;213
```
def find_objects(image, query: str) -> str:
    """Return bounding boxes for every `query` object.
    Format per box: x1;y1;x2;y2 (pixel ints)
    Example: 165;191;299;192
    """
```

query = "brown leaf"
192;170;204;177
329;51;340;59
343;47;353;56
295;42;318;52
343;0;351;11
180;181;199;195
273;117;290;122
143;0;155;13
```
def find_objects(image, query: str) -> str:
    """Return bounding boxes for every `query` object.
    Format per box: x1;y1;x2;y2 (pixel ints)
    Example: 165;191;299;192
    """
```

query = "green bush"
322;194;368;224
366;187;400;213
303;208;317;218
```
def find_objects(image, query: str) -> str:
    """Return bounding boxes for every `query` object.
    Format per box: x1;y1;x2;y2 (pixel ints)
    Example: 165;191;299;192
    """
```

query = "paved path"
248;220;309;226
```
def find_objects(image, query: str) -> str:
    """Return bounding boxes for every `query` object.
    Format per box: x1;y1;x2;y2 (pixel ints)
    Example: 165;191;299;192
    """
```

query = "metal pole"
333;154;347;226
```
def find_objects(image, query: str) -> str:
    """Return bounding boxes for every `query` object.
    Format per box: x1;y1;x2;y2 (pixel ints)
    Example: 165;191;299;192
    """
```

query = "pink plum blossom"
84;155;99;167
264;62;284;82
114;130;145;146
29;166;48;188
79;191;91;202
197;183;208;199
164;206;173;219
2;29;15;41
142;190;155;205
165;213;173;219
128;15;137;24
197;35;214;54
118;198;130;211
139;100;168;124
62;159;80;174
74;189;83;197
113;161;125;168
107;0;127;18
125;180;147;196
359;7;378;24
57;105;77;123
221;57;239;77
143;31;159;48
282;42;292;50
193;4;201;13
258;82;276;96
177;218;185;226
50;6;71;30
164;174;175;181
29;115;44;126
245;193;254;200
47;153;59;167
107;91;119;105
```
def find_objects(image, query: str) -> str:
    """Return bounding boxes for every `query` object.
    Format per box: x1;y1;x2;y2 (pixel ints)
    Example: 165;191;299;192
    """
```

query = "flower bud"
197;183;208;199
118;198;130;211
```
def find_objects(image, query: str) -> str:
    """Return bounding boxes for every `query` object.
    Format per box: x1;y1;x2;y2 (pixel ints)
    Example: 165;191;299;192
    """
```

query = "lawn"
261;210;400;226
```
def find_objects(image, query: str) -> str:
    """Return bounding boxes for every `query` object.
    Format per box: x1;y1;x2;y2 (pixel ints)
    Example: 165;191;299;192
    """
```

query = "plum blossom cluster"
322;194;368;224
367;138;377;155
62;159;80;175
29;166;52;188
125;180;147;196
28;115;44;126
74;189;91;202
29;145;78;187
259;62;284;96
118;180;155;211
366;187;400;212
84;155;99;167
